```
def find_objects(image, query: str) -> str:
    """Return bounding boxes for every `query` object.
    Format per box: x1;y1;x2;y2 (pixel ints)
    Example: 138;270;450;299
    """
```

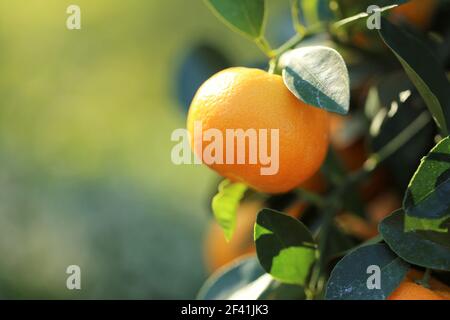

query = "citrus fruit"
187;67;330;194
388;270;450;300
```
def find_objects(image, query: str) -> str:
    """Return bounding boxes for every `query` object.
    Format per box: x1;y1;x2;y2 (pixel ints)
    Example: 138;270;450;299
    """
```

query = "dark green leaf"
212;180;247;241
281;46;350;114
205;0;266;39
379;18;450;135
254;209;317;285
325;243;409;300
380;210;450;271
403;136;450;233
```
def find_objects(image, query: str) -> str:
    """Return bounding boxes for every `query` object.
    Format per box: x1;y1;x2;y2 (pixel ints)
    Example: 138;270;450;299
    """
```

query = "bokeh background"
0;0;296;299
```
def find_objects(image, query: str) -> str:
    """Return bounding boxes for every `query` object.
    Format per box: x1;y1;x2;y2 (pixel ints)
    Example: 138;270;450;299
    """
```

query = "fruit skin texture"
388;270;450;300
187;67;329;194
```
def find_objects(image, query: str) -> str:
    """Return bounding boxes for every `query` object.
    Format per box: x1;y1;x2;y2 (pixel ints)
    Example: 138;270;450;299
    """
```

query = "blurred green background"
0;0;292;298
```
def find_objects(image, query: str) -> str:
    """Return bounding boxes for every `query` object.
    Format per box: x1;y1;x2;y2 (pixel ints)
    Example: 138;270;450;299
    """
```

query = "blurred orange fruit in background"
391;0;438;30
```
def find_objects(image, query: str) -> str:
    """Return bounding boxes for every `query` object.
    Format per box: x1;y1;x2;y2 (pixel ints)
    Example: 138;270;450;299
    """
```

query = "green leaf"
204;0;266;39
379;210;450;271
403;136;450;233
197;256;265;300
325;244;409;300
281;46;350;114
254;209;317;285
379;18;450;135
212;180;247;241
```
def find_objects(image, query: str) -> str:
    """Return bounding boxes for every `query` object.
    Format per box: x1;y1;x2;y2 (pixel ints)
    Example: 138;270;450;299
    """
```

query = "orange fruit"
388;270;450;300
188;67;330;194
391;0;437;30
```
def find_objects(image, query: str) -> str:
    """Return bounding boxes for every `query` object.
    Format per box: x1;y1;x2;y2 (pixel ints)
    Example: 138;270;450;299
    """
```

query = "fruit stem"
254;37;275;58
272;33;305;58
268;58;279;74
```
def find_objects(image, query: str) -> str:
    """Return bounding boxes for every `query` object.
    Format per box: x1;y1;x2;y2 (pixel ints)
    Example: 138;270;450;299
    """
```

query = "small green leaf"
205;0;266;39
380;210;450;271
403;136;450;233
212;180;247;241
325;244;409;300
254;209;317;285
197;256;265;300
281;46;350;114
379;18;450;135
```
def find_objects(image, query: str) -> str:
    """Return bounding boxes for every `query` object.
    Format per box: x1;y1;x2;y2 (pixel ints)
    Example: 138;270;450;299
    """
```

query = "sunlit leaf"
212;180;247;241
254;209;317;285
281;46;350;114
403;136;450;233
